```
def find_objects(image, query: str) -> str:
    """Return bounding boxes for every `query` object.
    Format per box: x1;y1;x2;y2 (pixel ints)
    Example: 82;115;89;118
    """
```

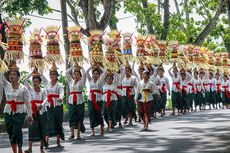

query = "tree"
124;0;229;52
67;0;116;33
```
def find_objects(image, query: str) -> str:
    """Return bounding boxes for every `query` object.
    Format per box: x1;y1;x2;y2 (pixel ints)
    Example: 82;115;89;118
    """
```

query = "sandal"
77;136;81;140
24;149;32;153
68;135;75;140
40;149;45;153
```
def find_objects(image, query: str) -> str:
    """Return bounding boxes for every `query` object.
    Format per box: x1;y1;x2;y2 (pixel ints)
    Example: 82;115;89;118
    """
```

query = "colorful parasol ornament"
169;41;179;62
122;32;133;62
108;30;124;65
67;26;86;64
157;40;167;63
4;19;25;63
221;52;229;68
103;37;119;72
135;35;149;64
88;30;104;63
28;28;44;70
44;25;63;65
144;35;161;65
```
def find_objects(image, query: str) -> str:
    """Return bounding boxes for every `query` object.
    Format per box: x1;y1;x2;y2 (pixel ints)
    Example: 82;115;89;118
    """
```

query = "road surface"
1;109;230;153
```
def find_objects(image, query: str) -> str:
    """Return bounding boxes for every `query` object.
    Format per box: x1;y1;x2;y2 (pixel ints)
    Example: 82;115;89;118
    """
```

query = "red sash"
117;86;122;89
209;83;214;90
30;100;43;116
203;83;209;92
195;84;200;93
161;84;167;93
188;83;195;93
173;82;180;91
103;90;119;109
69;91;82;104
182;85;187;94
122;86;133;99
90;89;103;111
6;100;25;112
47;94;60;107
216;84;221;93
222;86;230;98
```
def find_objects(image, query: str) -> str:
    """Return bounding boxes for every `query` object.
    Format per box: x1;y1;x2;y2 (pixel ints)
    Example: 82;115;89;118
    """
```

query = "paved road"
1;109;230;153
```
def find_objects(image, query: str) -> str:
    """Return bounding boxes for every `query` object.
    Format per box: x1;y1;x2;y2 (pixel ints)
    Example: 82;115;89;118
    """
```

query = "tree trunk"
161;0;170;40
226;0;230;57
194;0;226;46
109;6;117;30
0;14;6;59
0;14;7;115
60;0;70;105
142;0;155;34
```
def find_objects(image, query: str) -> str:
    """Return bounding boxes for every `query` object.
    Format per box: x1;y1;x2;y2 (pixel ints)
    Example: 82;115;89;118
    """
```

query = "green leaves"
123;0;229;52
2;0;51;17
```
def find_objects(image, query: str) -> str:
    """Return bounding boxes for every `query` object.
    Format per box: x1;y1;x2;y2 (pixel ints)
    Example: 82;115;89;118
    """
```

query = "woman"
201;69;213;110
158;65;170;117
209;70;217;109
41;63;64;147
193;69;203;111
215;70;223;109
187;69;195;112
66;64;86;139
115;66;125;127
121;62;138;126
23;69;47;153
86;64;106;136
221;72;230;108
149;65;160;118
168;63;181;115
180;68;192;114
135;69;157;130
0;62;33;153
102;71;119;132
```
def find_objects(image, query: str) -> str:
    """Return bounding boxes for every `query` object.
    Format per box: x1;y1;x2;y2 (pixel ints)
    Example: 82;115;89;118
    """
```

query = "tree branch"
227;0;230;27
66;0;80;25
173;0;186;33
161;0;170;40
99;0;115;30
87;0;97;29
78;0;89;29
142;0;154;34
194;0;226;46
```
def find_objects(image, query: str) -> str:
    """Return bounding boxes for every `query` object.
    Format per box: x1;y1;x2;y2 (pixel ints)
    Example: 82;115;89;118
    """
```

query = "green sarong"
114;97;123;123
103;100;117;127
4;113;26;147
68;103;85;133
194;92;203;107
122;95;136;118
171;91;181;109
28;112;47;142
47;106;65;140
159;91;167;110
88;100;104;128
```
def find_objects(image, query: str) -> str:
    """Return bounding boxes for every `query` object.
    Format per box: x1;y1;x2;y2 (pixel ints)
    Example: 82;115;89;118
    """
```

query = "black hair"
73;70;82;77
143;71;150;76
105;75;114;80
49;71;59;77
125;67;132;72
9;70;20;77
32;76;42;83
92;69;101;75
